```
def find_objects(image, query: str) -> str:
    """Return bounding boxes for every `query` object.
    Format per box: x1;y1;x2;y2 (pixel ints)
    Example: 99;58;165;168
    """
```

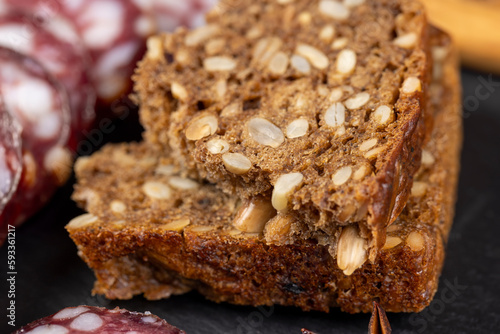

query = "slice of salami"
14;306;186;334
0;98;22;221
0;47;71;229
0;11;95;151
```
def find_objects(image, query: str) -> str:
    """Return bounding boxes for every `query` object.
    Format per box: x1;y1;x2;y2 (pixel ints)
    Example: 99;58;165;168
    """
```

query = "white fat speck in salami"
141;316;157;323
98;42;140;74
61;0;85;13
69;313;103;331
26;324;69;334
43;17;81;45
78;1;125;49
53;306;90;320
43;146;72;185
14;306;187;334
0;24;35;54
94;41;140;99
134;15;156;37
13;79;54;121
35;113;62;140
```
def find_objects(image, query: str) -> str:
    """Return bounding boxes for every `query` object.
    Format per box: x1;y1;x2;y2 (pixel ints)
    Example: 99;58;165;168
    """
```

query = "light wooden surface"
421;0;500;74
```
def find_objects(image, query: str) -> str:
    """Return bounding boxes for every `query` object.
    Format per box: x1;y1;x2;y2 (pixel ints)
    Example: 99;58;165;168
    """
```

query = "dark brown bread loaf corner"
68;27;461;313
133;0;432;261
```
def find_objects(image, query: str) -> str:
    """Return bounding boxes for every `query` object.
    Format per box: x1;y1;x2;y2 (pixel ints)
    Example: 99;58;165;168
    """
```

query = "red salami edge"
14;306;186;334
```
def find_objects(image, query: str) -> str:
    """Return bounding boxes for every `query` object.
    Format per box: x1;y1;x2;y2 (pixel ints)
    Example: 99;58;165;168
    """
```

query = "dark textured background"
1;68;500;334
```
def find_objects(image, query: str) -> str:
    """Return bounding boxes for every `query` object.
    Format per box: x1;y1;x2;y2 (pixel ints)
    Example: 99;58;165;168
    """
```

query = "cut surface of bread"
68;28;461;312
134;0;432;257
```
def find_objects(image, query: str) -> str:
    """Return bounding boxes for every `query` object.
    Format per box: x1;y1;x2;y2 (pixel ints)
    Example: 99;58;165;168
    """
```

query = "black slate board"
1;68;500;334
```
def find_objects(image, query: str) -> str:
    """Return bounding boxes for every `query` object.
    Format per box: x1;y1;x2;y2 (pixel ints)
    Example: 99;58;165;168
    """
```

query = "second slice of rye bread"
134;0;432;259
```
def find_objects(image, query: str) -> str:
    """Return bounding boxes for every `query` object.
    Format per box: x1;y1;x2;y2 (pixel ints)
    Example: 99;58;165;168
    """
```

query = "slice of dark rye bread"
133;0;432;259
68;28;461;313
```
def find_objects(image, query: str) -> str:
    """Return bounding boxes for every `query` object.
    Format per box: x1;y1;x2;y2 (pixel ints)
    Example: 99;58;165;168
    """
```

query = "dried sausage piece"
0;47;71;229
0;11;95;151
14;306;186;334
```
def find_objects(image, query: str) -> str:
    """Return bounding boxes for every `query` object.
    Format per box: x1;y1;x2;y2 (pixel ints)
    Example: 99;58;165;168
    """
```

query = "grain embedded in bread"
68;28;461;312
134;0;431;259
